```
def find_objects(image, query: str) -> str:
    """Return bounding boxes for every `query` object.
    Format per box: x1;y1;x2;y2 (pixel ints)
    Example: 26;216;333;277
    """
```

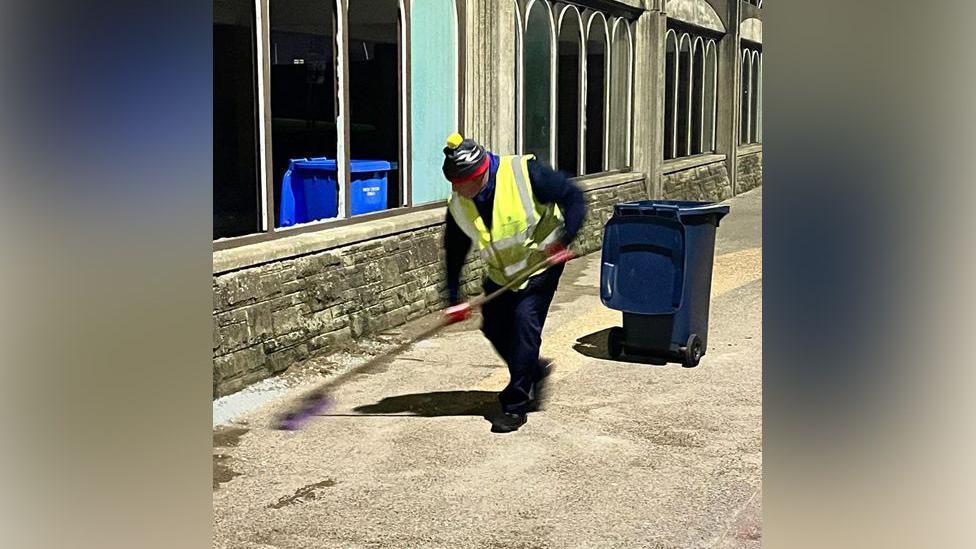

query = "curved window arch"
740;49;751;144
739;44;762;145
523;0;555;165
584;12;609;173
691;36;705;155
664;29;678;160
609;18;633;168
556;5;583;175
677;33;692;157
512;0;523;153
703;40;717;152
751;50;760;143
664;24;719;160
756;52;762;143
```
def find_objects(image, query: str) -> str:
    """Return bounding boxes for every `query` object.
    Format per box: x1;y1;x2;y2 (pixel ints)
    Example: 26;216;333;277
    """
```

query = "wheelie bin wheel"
682;334;703;367
608;327;625;359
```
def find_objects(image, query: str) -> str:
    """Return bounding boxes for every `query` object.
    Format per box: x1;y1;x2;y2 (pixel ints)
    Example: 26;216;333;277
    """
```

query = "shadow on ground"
352;390;499;417
574;328;671;366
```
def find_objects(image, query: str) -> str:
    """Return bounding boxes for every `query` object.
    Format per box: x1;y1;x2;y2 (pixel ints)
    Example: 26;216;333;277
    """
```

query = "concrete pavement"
213;187;762;549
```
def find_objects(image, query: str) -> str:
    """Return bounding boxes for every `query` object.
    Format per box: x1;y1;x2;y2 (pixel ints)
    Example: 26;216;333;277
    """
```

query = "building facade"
212;0;763;397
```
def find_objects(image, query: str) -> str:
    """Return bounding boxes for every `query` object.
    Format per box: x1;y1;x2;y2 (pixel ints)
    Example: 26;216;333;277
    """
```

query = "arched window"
410;0;458;205
524;0;554;165
691;37;705;155
739;44;762;145
703;40;717;152
740;49;750;144
664;29;677;160
751;50;760;143
513;0;522;153
756;53;762;143
677;33;692;157
556;6;583;176
609;19;632;169
584;13;609;173
664;24;719;160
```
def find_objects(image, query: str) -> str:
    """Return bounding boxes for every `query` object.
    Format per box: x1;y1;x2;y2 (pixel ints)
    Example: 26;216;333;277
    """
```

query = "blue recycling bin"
279;158;394;227
347;160;393;216
600;200;729;366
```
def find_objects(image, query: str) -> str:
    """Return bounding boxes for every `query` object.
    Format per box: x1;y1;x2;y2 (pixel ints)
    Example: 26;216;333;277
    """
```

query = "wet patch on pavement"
213;425;249;491
213;454;242;490
214;425;249;447
268;479;338;509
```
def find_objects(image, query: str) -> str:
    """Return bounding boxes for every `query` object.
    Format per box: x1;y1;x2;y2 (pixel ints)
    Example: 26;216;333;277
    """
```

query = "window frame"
607;15;634;170
664;21;723;162
583;10;610;173
515;1;636;181
739;41;762;145
703;39;718;152
214;0;464;250
521;0;557;166
555;4;585;176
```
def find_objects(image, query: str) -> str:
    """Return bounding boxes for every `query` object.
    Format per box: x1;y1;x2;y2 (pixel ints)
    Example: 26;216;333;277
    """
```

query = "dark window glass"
214;0;261;239
556;14;581;176
524;5;552;165
677;36;691;157
691;42;704;154
664;33;676;160
740;54;749;144
703;43;716;152
349;0;402;211
269;0;338;226
585;19;606;173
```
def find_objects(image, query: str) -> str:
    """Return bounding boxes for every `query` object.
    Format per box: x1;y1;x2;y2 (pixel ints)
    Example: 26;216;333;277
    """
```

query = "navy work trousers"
480;263;565;414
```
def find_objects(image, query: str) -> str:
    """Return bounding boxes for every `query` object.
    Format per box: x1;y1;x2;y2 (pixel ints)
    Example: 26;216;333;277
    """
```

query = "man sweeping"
440;133;586;433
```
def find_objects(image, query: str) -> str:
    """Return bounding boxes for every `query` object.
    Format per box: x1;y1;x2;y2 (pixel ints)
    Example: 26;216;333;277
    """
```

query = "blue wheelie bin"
279;158;395;227
600;200;729;366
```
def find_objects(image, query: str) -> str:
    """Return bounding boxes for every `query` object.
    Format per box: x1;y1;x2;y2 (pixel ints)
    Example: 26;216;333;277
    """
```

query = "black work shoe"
490;412;527;433
527;361;555;412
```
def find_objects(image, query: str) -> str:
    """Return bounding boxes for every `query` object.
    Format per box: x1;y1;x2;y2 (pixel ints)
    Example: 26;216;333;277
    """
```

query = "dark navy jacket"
444;153;587;304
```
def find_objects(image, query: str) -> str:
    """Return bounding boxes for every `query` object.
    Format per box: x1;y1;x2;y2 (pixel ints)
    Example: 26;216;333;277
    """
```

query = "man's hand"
544;242;576;265
443;303;472;324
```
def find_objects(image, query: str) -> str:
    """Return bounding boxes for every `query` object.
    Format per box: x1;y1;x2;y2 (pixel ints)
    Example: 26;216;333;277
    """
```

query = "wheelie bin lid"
613;200;729;224
287;158;393;173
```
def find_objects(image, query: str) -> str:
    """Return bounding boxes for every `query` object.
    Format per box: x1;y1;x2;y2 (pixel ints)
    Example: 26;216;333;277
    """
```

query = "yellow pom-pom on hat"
446;132;463;150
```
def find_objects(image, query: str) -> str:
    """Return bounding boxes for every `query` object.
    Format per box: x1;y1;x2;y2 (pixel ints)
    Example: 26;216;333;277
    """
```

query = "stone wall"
736;150;763;193
662;159;733;201
212;226;461;398
212;175;647;398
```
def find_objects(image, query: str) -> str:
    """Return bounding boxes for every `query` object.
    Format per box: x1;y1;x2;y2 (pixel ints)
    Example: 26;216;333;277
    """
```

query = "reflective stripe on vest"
447;154;563;288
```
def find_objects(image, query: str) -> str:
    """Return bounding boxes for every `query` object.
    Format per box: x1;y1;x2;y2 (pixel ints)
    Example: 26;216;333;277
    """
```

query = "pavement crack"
268;479;339;509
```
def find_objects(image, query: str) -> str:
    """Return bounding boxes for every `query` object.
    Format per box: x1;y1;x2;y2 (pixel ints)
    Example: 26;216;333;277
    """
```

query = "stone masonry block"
272;305;305;336
214;345;265;383
268;344;309;374
309;327;353;351
216;322;250;354
245;301;274;340
264;330;306;353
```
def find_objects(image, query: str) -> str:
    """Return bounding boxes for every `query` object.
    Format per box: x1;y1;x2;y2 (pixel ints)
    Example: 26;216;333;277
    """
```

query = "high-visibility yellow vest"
448;154;564;288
